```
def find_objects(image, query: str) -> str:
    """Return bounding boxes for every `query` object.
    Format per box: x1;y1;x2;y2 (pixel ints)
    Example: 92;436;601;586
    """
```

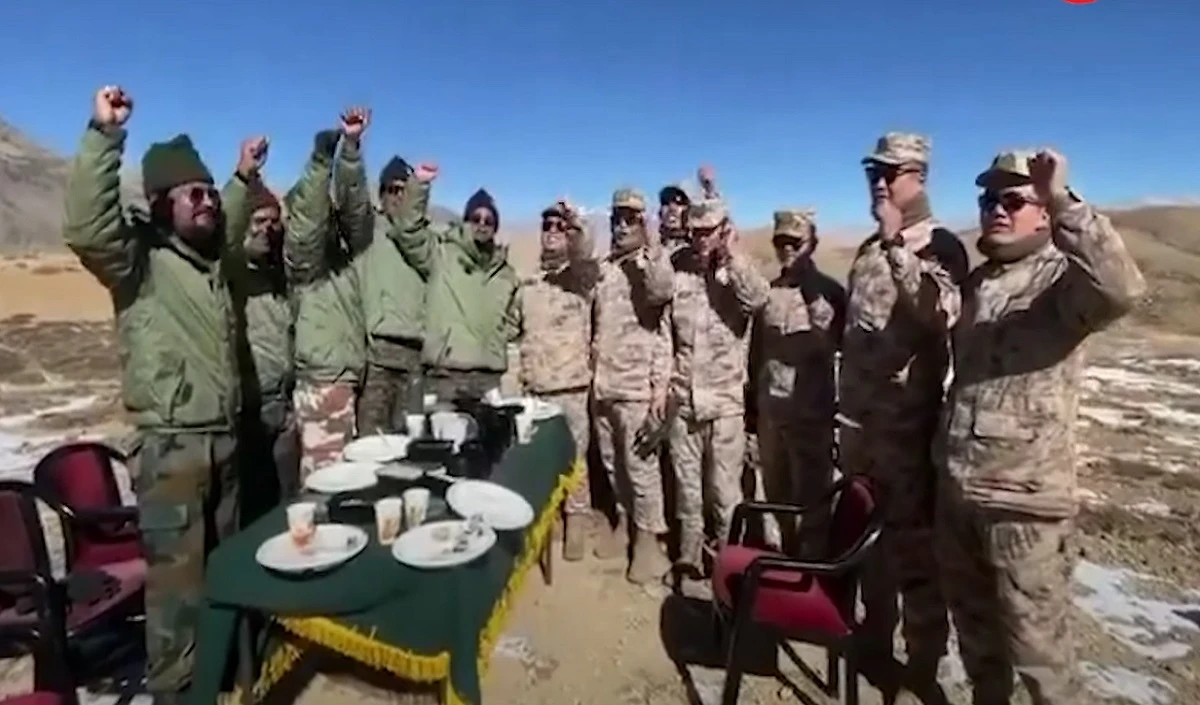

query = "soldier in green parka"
388;168;521;401
63;85;264;703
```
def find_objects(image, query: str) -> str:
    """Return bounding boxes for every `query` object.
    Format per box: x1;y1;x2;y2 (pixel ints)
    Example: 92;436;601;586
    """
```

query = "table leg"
539;534;553;586
237;616;257;704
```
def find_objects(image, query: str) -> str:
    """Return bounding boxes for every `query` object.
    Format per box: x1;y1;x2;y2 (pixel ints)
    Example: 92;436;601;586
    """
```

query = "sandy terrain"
0;257;1197;705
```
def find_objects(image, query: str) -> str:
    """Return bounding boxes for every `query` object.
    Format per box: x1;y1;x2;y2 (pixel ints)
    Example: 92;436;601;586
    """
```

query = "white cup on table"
286;501;317;551
402;488;431;529
405;413;425;438
374;497;403;545
515;411;535;444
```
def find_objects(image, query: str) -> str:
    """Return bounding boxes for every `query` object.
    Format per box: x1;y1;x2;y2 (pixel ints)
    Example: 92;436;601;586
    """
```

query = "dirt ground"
0;257;1198;705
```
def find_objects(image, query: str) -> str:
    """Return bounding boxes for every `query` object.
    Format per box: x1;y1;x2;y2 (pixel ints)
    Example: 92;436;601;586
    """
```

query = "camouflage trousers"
670;414;744;548
537;389;592;515
595;399;667;533
937;491;1079;705
358;362;423;434
238;398;301;527
132;430;238;696
294;380;357;481
758;411;835;557
839;423;948;666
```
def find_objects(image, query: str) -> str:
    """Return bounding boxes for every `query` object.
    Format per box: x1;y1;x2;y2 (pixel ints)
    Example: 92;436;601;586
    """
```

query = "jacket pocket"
969;409;1042;492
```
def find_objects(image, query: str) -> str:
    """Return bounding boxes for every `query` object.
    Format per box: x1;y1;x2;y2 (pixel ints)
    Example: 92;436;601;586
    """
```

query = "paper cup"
405;414;425;438
422;393;438;411
515;411;535;444
402;488;431;529
374;497;403;545
286;501;317;550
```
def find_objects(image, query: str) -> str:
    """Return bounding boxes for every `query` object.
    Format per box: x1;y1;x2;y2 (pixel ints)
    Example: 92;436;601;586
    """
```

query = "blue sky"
3;0;1198;231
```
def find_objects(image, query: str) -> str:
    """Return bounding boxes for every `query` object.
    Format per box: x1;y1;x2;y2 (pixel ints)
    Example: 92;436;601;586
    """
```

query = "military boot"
562;513;587;562
627;530;670;584
675;525;711;599
593;513;628;560
896;657;950;705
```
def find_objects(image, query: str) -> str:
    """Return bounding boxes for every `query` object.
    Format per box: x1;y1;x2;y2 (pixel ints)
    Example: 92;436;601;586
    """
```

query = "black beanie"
141;134;213;198
379;156;413;188
463;188;499;230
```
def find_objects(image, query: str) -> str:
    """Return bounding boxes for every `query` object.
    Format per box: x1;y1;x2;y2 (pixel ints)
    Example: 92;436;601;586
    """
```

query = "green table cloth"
188;415;580;705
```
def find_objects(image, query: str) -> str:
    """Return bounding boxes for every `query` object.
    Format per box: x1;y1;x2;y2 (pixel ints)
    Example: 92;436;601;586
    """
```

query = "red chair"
0;480;144;699
711;475;883;705
32;442;143;572
0;693;68;705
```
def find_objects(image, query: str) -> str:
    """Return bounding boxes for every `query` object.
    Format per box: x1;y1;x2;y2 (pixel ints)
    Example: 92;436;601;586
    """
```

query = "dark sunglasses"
660;195;688;207
610;209;642;226
383;183;404;196
978;191;1039;213
865;164;921;183
184;186;220;207
772;237;805;250
469;214;495;227
542;218;567;233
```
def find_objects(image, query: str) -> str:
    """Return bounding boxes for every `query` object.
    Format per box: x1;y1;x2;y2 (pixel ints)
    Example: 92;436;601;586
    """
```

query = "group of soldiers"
64;83;1145;705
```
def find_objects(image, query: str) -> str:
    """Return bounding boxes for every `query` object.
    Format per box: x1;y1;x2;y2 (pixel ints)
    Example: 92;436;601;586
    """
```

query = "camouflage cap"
688;199;728;229
862;132;931;166
611;187;647;211
974;149;1038;188
772;209;816;239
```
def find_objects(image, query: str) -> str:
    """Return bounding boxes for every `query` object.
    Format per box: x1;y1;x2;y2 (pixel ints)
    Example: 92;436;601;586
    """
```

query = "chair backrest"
0;482;52;605
820;475;883;614
33;443;125;512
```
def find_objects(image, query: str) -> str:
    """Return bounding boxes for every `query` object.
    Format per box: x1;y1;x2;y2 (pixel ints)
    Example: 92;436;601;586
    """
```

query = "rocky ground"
0;315;1197;705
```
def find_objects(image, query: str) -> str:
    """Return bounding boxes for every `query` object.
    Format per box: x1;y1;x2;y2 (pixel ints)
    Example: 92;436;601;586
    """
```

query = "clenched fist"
339;106;371;141
1028;149;1069;202
237;136;269;179
413;163;439;183
93;86;133;127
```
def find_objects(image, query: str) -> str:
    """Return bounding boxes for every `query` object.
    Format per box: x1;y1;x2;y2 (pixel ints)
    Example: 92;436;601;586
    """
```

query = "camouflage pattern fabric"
517;260;598;396
937;493;1079;705
133;431;238;696
840;215;964;667
358;356;424;434
591;252;673;403
862;131;931;166
294;380;357;479
594;399;667;533
670;414;744;551
538;389;592;515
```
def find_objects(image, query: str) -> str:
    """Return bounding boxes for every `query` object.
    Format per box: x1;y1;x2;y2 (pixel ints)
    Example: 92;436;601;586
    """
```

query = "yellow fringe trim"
221;639;305;705
256;458;584;705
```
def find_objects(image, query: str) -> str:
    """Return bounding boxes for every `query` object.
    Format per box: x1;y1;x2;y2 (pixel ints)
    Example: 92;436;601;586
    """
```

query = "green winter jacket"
63;125;250;432
241;257;294;407
284;133;368;385
392;181;520;373
335;143;426;360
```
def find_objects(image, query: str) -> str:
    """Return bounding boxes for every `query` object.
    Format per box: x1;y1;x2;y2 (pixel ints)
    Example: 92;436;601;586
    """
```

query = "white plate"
304;461;382;493
489;396;561;421
392;519;497;569
376;462;448;481
446;480;534;531
256;524;368;573
344;435;411;463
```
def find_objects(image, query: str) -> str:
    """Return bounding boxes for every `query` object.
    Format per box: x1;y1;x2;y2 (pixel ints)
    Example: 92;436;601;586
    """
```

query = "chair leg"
844;647;859;705
827;647;840;699
719;622;745;705
539;538;554;586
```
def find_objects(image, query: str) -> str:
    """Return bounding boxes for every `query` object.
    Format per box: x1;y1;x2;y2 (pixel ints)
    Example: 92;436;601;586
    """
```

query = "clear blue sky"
3;0;1198;231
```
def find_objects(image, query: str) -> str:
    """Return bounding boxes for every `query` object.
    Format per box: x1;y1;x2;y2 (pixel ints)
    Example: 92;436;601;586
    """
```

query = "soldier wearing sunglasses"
935;149;1145;705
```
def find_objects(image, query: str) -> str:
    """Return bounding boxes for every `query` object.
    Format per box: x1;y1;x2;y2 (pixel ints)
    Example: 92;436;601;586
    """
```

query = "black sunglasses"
865;164;921;183
469;214;495;227
184;186;220;207
542;218;567;233
978;191;1039;213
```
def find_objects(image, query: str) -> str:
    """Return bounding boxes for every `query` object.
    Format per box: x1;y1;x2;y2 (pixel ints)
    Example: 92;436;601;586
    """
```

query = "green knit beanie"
141;134;214;198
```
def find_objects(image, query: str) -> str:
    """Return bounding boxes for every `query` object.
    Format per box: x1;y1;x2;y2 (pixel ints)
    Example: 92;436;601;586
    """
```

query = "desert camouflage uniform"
593;189;675;536
669;199;769;568
935;152;1146;705
751;209;846;556
839;133;967;672
517;208;599;516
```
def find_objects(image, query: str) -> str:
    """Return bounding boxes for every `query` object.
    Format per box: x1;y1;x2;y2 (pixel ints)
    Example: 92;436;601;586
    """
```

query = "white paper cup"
374;497;403;545
402;488;431;529
515;411;535;444
422;393;438;411
286;501;317;550
405;414;425;438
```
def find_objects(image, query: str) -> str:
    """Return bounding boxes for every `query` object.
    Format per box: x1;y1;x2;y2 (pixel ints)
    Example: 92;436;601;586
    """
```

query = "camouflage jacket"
517;256;600;394
750;267;846;422
668;248;769;422
839;218;967;430
935;195;1145;518
591;246;674;403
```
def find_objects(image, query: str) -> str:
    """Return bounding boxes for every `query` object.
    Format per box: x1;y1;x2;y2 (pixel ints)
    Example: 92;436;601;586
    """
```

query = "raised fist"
697;164;716;187
93;86;133;127
339;106;371;140
413;163;439;183
237;136;270;178
1028;149;1069;201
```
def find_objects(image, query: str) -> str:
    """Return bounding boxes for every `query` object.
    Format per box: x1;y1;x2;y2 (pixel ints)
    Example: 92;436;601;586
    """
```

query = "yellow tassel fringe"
255;458;585;705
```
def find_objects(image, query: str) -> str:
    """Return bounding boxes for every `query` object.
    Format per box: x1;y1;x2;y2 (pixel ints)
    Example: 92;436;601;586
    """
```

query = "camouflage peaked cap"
611;187;647;211
975;149;1038;189
772;209;817;239
688;199;728;229
862;132;931;166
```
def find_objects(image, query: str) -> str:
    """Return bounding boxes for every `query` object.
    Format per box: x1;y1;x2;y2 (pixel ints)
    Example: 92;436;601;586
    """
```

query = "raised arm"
384;164;441;279
724;251;770;315
220;136;270;259
283;129;338;286
884;240;962;331
333;107;375;255
63;86;141;299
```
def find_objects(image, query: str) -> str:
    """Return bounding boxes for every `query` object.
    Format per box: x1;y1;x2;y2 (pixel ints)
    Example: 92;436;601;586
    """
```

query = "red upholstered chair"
0;480;144;699
32;442;143;572
0;693;69;705
711;475;883;705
